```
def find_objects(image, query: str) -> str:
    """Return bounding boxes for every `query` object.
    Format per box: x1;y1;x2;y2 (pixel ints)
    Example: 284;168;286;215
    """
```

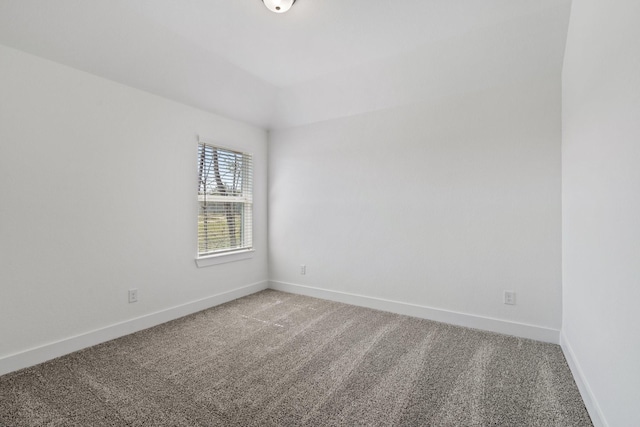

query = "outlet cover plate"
504;291;516;305
128;289;138;303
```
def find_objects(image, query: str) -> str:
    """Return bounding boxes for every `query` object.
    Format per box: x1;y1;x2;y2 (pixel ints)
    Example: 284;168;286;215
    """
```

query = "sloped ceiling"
0;0;571;129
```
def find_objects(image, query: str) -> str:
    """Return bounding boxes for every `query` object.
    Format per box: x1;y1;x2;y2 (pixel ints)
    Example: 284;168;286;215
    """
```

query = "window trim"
195;137;254;267
195;248;255;268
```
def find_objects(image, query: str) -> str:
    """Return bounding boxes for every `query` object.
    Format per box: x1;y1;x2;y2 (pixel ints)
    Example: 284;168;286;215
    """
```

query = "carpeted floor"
0;290;592;426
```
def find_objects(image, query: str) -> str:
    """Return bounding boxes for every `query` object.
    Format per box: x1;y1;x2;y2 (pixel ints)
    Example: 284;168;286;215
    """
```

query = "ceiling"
0;0;572;129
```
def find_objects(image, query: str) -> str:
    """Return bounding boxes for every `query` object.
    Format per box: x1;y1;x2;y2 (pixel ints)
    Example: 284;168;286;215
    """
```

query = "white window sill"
195;249;254;268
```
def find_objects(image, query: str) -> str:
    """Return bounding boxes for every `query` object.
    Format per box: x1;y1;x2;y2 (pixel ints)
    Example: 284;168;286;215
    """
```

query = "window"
197;142;253;260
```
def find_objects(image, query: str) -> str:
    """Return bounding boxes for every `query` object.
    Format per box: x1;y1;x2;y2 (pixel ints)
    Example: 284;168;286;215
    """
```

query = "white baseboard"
269;281;560;344
560;332;607;427
0;281;268;376
0;280;562;377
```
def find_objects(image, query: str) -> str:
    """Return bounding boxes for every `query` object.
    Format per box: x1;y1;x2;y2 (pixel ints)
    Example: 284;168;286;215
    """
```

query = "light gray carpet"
0;290;592;426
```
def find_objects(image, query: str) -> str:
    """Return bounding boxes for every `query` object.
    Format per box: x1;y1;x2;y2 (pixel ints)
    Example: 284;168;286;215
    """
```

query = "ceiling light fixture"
262;0;296;14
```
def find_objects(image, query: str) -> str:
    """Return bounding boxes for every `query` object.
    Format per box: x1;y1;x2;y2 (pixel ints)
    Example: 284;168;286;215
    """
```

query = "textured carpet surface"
0;290;592;426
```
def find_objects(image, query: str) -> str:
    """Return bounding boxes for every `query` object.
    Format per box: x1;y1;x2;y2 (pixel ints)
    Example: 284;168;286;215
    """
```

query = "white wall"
0;44;268;371
269;73;563;339
561;1;640;426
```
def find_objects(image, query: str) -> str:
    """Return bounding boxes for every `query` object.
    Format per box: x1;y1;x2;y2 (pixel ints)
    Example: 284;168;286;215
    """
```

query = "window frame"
195;138;254;267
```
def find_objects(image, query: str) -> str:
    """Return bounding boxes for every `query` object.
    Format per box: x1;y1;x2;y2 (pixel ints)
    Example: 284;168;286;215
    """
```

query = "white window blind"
197;143;253;257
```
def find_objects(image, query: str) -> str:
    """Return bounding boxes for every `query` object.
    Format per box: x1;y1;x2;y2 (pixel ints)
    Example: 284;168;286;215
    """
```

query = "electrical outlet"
300;265;306;275
128;289;138;303
504;291;516;305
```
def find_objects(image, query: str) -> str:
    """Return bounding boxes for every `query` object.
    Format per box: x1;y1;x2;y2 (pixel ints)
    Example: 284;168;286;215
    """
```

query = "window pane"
197;142;252;257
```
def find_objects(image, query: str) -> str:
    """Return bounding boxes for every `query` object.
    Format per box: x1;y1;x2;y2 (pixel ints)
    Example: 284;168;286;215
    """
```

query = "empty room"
0;0;638;426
